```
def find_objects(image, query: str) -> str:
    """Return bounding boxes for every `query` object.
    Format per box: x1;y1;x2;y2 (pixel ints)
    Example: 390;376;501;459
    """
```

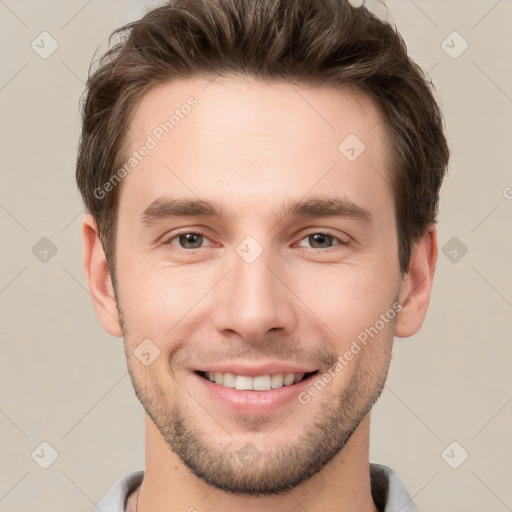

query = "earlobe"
81;214;123;337
394;225;438;339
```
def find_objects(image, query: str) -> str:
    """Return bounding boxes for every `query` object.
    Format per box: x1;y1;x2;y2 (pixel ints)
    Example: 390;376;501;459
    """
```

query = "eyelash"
162;230;349;251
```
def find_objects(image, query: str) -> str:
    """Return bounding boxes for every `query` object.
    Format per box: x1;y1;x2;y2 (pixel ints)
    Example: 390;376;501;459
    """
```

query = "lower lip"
193;372;318;415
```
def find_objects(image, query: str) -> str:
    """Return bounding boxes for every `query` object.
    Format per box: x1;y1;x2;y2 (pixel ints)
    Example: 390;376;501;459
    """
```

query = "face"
113;76;403;494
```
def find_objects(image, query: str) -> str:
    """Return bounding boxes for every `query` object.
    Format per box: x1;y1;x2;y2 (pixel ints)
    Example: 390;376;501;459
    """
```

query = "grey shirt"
90;463;418;512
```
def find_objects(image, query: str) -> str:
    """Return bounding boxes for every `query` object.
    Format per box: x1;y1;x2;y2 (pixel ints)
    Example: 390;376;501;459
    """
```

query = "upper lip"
194;361;318;377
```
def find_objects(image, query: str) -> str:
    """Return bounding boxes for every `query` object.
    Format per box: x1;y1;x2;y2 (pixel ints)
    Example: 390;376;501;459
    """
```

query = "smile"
196;370;318;391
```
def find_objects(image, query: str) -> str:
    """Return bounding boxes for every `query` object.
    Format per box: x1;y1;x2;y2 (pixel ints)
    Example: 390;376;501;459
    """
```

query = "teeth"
283;373;295;386
253;375;271;391
235;375;253;390
222;372;236;388
203;371;309;390
271;373;284;388
294;372;305;383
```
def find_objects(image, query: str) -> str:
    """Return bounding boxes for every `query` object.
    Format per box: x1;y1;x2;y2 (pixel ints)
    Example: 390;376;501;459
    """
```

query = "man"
76;0;449;510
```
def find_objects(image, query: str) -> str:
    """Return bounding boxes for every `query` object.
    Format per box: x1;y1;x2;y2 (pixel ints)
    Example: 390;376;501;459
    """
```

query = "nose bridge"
211;238;297;340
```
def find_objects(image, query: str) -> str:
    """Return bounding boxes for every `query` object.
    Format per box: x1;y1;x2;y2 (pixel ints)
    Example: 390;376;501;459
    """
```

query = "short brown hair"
76;0;449;280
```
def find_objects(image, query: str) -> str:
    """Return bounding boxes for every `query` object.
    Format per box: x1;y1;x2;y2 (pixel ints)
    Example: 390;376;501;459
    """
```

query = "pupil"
181;233;201;248
311;233;330;248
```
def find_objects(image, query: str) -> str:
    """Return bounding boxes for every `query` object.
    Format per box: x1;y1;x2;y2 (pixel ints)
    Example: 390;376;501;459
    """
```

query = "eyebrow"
139;195;373;227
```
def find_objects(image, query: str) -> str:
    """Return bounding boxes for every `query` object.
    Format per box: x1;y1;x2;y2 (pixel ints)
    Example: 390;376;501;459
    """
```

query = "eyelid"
162;229;215;249
295;230;350;248
162;228;350;251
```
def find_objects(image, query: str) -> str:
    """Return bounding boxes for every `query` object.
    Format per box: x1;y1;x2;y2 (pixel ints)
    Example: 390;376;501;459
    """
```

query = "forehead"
127;75;385;153
119;75;392;226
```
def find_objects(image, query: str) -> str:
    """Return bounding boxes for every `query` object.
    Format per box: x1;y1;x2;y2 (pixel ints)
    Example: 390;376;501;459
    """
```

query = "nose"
211;244;298;343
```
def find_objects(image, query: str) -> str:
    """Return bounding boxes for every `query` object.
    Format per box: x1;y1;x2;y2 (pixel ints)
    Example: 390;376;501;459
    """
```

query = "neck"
135;414;378;512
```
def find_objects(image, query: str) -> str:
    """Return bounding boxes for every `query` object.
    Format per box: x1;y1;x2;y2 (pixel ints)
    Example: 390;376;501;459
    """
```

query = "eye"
297;232;347;250
162;230;348;252
165;231;211;250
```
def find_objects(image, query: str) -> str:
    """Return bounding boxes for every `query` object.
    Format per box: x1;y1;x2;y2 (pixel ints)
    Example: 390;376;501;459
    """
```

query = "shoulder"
89;469;145;512
370;463;419;512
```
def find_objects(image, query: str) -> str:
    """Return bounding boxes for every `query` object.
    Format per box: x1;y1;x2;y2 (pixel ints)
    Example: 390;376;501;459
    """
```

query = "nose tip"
211;254;297;343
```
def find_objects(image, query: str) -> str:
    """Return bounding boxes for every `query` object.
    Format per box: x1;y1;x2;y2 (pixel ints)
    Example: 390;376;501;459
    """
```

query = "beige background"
1;0;511;510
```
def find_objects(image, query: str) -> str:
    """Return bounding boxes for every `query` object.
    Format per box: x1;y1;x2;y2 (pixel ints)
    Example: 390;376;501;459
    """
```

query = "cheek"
292;260;397;344
116;235;399;349
117;262;212;339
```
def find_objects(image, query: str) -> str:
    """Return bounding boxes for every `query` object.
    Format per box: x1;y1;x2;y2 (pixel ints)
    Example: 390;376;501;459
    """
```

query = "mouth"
195;370;319;391
192;367;322;415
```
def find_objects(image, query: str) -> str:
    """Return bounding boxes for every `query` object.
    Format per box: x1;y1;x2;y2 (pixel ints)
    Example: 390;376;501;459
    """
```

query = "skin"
82;75;437;512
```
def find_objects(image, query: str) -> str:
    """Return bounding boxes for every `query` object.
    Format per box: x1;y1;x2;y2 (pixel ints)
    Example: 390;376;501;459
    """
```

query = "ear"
81;214;122;337
394;225;438;338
